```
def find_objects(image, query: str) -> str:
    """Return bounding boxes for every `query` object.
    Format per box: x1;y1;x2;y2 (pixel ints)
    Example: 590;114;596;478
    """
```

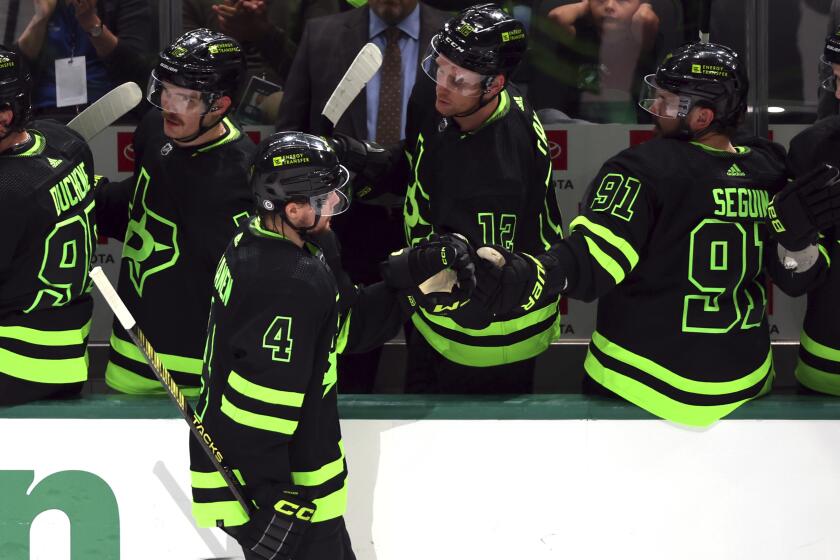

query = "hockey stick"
88;266;253;518
699;0;712;43
321;42;383;131
67;82;143;141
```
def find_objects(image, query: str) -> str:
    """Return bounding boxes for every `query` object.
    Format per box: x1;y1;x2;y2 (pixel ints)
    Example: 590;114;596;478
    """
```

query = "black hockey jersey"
0;121;96;388
561;137;788;426
402;85;565;366
97;111;255;394
189;218;401;527
787;117;840;395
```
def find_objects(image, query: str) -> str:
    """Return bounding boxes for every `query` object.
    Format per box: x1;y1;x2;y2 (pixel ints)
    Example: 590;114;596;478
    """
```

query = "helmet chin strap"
167;93;225;144
452;76;501;119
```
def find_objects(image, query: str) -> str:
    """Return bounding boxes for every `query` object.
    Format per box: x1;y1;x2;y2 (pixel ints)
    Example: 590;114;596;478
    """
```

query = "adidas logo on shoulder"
726;163;746;177
47;157;63;168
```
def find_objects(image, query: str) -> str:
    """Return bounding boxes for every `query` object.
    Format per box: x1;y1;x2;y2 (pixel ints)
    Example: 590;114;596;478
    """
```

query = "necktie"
376;27;402;146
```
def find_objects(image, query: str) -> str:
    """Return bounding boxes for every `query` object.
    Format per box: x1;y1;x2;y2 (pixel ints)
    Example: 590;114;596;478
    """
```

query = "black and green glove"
227;488;316;560
768;163;840;251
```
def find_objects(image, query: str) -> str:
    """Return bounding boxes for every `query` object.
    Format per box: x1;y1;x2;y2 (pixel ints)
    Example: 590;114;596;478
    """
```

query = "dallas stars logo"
122;167;179;296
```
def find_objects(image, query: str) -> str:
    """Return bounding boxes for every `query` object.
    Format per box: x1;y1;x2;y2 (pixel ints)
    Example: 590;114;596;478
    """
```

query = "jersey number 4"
263;316;294;362
682;220;765;333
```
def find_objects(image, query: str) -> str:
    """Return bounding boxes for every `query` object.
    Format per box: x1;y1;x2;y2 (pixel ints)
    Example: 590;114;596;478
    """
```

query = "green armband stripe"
591;331;772;395
110;332;203;374
582;236;625;285
310;482;347;522
570;216;639;268
795;361;840;396
418;298;558;336
191;469;246;489
0;348;88;383
0;320;91;346
584;351;762;427
221;395;298;434
800;331;840;363
336;310;352;355
191;500;249;528
292;441;345;487
104;361;201;397
228;370;304;407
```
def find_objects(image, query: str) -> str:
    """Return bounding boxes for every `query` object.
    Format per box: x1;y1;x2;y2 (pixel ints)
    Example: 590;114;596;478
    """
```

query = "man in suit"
277;0;447;393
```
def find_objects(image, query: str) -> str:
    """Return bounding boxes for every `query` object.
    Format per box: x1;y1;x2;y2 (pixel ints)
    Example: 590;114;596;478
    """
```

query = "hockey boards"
321;42;383;132
88;267;253;518
67;82;143;142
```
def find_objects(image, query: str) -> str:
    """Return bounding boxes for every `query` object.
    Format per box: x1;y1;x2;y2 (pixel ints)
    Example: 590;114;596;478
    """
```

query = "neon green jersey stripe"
192;500;249;528
196;117;241;152
228;370;304;407
292;442;345;487
309;482;347;522
0;320;91;346
592;331;772;395
795;361;840;396
418;298;558;336
336;310;352;354
191;469;246;489
110;332;203;374
582;235;625;284
0;348;88;383
584;351;770;427
800;331;840;363
818;244;831;268
220;395;298;434
104;361;201;396
412;311;560;366
570;216;639;269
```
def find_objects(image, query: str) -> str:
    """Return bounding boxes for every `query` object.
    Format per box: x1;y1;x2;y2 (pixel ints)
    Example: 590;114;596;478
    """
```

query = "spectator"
277;0;448;393
16;0;151;119
183;0;340;90
529;0;660;123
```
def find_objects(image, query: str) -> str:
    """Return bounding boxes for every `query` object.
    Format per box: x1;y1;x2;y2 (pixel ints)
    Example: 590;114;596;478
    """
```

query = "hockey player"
96;29;256;395
0;46;98;406
333;3;564;393
782;28;840;395
188;132;473;559
471;41;840;427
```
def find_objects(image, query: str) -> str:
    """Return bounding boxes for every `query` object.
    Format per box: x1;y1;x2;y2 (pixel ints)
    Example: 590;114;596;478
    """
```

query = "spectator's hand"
33;0;58;22
547;0;589;37
213;0;271;43
630;2;659;50
67;0;100;33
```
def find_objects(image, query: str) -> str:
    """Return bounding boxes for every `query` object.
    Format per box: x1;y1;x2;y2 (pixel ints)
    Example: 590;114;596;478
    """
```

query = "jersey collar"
193;117;242;155
689;141;750;156
3;130;46;158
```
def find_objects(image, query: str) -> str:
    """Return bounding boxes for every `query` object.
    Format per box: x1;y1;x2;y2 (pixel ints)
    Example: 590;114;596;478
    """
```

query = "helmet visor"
638;74;687;119
819;55;838;92
422;43;491;97
310;182;350;217
147;71;208;115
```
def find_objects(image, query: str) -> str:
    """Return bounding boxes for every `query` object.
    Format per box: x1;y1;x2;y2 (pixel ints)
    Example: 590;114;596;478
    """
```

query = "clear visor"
421;45;492;97
147;72;209;115
819;55;838;92
310;181;351;217
638;74;688;119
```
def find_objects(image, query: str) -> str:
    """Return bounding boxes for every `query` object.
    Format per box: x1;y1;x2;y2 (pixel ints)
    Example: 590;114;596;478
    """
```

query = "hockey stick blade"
322;43;383;127
89;267;253;518
68;82;143;141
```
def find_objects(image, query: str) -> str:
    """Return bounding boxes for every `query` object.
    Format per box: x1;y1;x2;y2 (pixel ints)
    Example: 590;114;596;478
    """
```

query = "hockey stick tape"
89;267;137;330
476;247;506;269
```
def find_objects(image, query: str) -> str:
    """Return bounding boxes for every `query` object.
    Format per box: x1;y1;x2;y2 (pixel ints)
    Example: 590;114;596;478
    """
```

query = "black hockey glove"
768;163;840;251
227;488;316;560
472;245;549;316
327;133;392;200
380;233;476;313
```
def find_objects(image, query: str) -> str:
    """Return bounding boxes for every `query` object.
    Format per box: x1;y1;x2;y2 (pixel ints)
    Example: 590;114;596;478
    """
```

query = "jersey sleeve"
339;281;404;355
561;152;656;302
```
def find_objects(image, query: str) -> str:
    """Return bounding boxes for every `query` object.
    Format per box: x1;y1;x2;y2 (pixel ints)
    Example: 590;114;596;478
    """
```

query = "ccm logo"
545;129;567;170
117;132;135;172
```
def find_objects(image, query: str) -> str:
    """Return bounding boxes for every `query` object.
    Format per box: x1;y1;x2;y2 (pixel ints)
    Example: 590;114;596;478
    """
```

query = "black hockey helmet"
148;28;246;113
0;45;32;131
423;4;526;95
819;26;840;91
639;41;748;129
251;132;350;222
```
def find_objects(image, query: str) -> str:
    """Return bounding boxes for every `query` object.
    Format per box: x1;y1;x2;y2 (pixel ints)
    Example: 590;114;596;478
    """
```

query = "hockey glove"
768;163;840;251
472;245;548;316
381;233;476;313
327;133;392;200
229;488;316;560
